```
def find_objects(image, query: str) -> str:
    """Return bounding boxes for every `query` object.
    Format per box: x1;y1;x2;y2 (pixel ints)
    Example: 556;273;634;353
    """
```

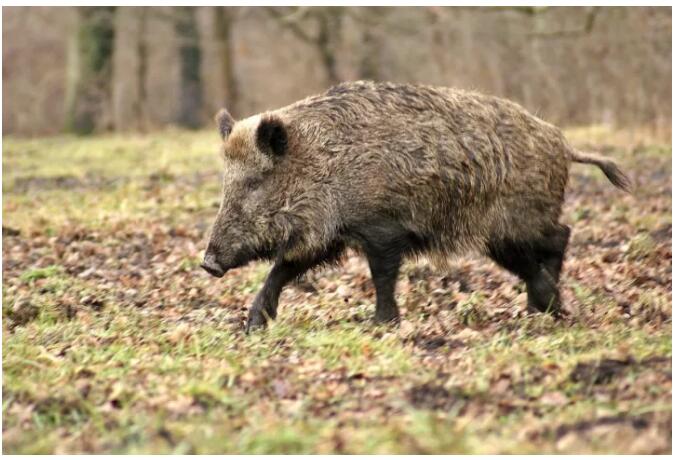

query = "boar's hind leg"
246;244;344;333
488;227;568;316
537;225;570;283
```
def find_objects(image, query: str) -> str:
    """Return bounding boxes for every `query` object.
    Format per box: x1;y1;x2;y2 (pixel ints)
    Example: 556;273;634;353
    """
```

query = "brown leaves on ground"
2;133;671;454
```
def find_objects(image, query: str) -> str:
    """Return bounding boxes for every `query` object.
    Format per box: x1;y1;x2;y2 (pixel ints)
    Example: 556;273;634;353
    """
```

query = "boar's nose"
200;252;225;278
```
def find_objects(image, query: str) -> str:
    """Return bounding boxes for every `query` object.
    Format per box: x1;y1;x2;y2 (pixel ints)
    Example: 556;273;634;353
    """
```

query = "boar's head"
201;108;334;277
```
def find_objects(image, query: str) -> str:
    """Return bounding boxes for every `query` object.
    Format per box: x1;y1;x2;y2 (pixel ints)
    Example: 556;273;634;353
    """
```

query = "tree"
174;6;202;129
65;7;116;135
356;7;385;81
134;6;149;131
213;7;239;117
266;7;345;86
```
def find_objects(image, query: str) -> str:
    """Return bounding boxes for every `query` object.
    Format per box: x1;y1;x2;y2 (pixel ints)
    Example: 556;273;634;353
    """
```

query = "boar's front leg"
245;243;345;333
245;259;313;333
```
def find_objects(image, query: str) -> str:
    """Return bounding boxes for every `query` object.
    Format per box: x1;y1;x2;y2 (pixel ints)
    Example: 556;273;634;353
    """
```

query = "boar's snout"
201;249;225;278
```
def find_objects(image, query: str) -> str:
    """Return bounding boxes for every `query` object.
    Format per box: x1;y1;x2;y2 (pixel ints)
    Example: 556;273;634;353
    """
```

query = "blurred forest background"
2;6;672;137
3;7;673;453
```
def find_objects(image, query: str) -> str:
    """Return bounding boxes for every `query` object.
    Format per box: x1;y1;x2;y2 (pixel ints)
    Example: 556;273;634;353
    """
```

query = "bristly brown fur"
202;80;630;328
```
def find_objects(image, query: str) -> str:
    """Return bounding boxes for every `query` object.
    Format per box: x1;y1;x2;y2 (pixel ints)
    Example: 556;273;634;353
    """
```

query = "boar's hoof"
526;270;562;318
245;313;267;334
374;310;400;325
245;309;271;334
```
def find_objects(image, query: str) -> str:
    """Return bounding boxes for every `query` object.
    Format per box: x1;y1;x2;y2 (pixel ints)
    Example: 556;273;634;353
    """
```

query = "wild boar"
200;80;630;332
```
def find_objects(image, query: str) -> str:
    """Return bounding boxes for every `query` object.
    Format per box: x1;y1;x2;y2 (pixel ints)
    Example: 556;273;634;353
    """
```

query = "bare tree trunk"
425;7;450;82
357;7;382;81
65;7;116;135
213;6;238;116
135;7;148;131
316;8;342;85
174;6;202;129
264;7;345;86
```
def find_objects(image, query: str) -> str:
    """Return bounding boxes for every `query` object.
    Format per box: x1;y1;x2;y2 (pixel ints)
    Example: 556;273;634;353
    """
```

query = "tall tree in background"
134;7;149;131
213;7;239;117
266;7;345;85
174;6;202;128
355;7;388;81
314;7;344;85
5;6;670;136
65;7;116;135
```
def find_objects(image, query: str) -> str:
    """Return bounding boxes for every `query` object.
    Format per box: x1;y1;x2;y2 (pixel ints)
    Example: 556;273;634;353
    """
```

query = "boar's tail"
570;149;632;193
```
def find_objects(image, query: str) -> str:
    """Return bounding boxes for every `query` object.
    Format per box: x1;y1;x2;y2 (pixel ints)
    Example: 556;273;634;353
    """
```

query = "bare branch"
527;6;600;39
443;6;550;16
264;6;316;44
343;6;419;36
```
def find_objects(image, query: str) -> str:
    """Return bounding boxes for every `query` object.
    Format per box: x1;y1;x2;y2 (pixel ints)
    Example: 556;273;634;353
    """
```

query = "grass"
2;128;672;453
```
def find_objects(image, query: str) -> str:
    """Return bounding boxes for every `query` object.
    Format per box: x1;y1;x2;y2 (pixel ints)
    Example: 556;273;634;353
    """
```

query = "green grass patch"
3;130;671;453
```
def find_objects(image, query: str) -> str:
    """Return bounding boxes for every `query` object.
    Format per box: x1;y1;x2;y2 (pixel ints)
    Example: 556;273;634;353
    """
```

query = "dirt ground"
2;127;671;453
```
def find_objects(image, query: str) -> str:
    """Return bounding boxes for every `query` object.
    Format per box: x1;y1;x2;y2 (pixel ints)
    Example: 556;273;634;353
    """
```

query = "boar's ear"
256;115;288;157
215;108;235;139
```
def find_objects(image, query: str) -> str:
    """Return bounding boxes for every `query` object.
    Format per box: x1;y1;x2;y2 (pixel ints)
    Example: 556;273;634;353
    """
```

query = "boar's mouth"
201;261;227;278
204;245;278;278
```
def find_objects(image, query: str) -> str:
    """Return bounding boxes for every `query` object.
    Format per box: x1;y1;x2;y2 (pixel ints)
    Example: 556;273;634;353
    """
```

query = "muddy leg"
364;245;403;324
537;224;571;283
246;244;344;332
488;237;561;315
246;259;311;333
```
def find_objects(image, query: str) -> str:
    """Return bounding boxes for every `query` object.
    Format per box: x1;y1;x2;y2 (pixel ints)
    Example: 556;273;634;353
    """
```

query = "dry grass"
2;128;671;453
